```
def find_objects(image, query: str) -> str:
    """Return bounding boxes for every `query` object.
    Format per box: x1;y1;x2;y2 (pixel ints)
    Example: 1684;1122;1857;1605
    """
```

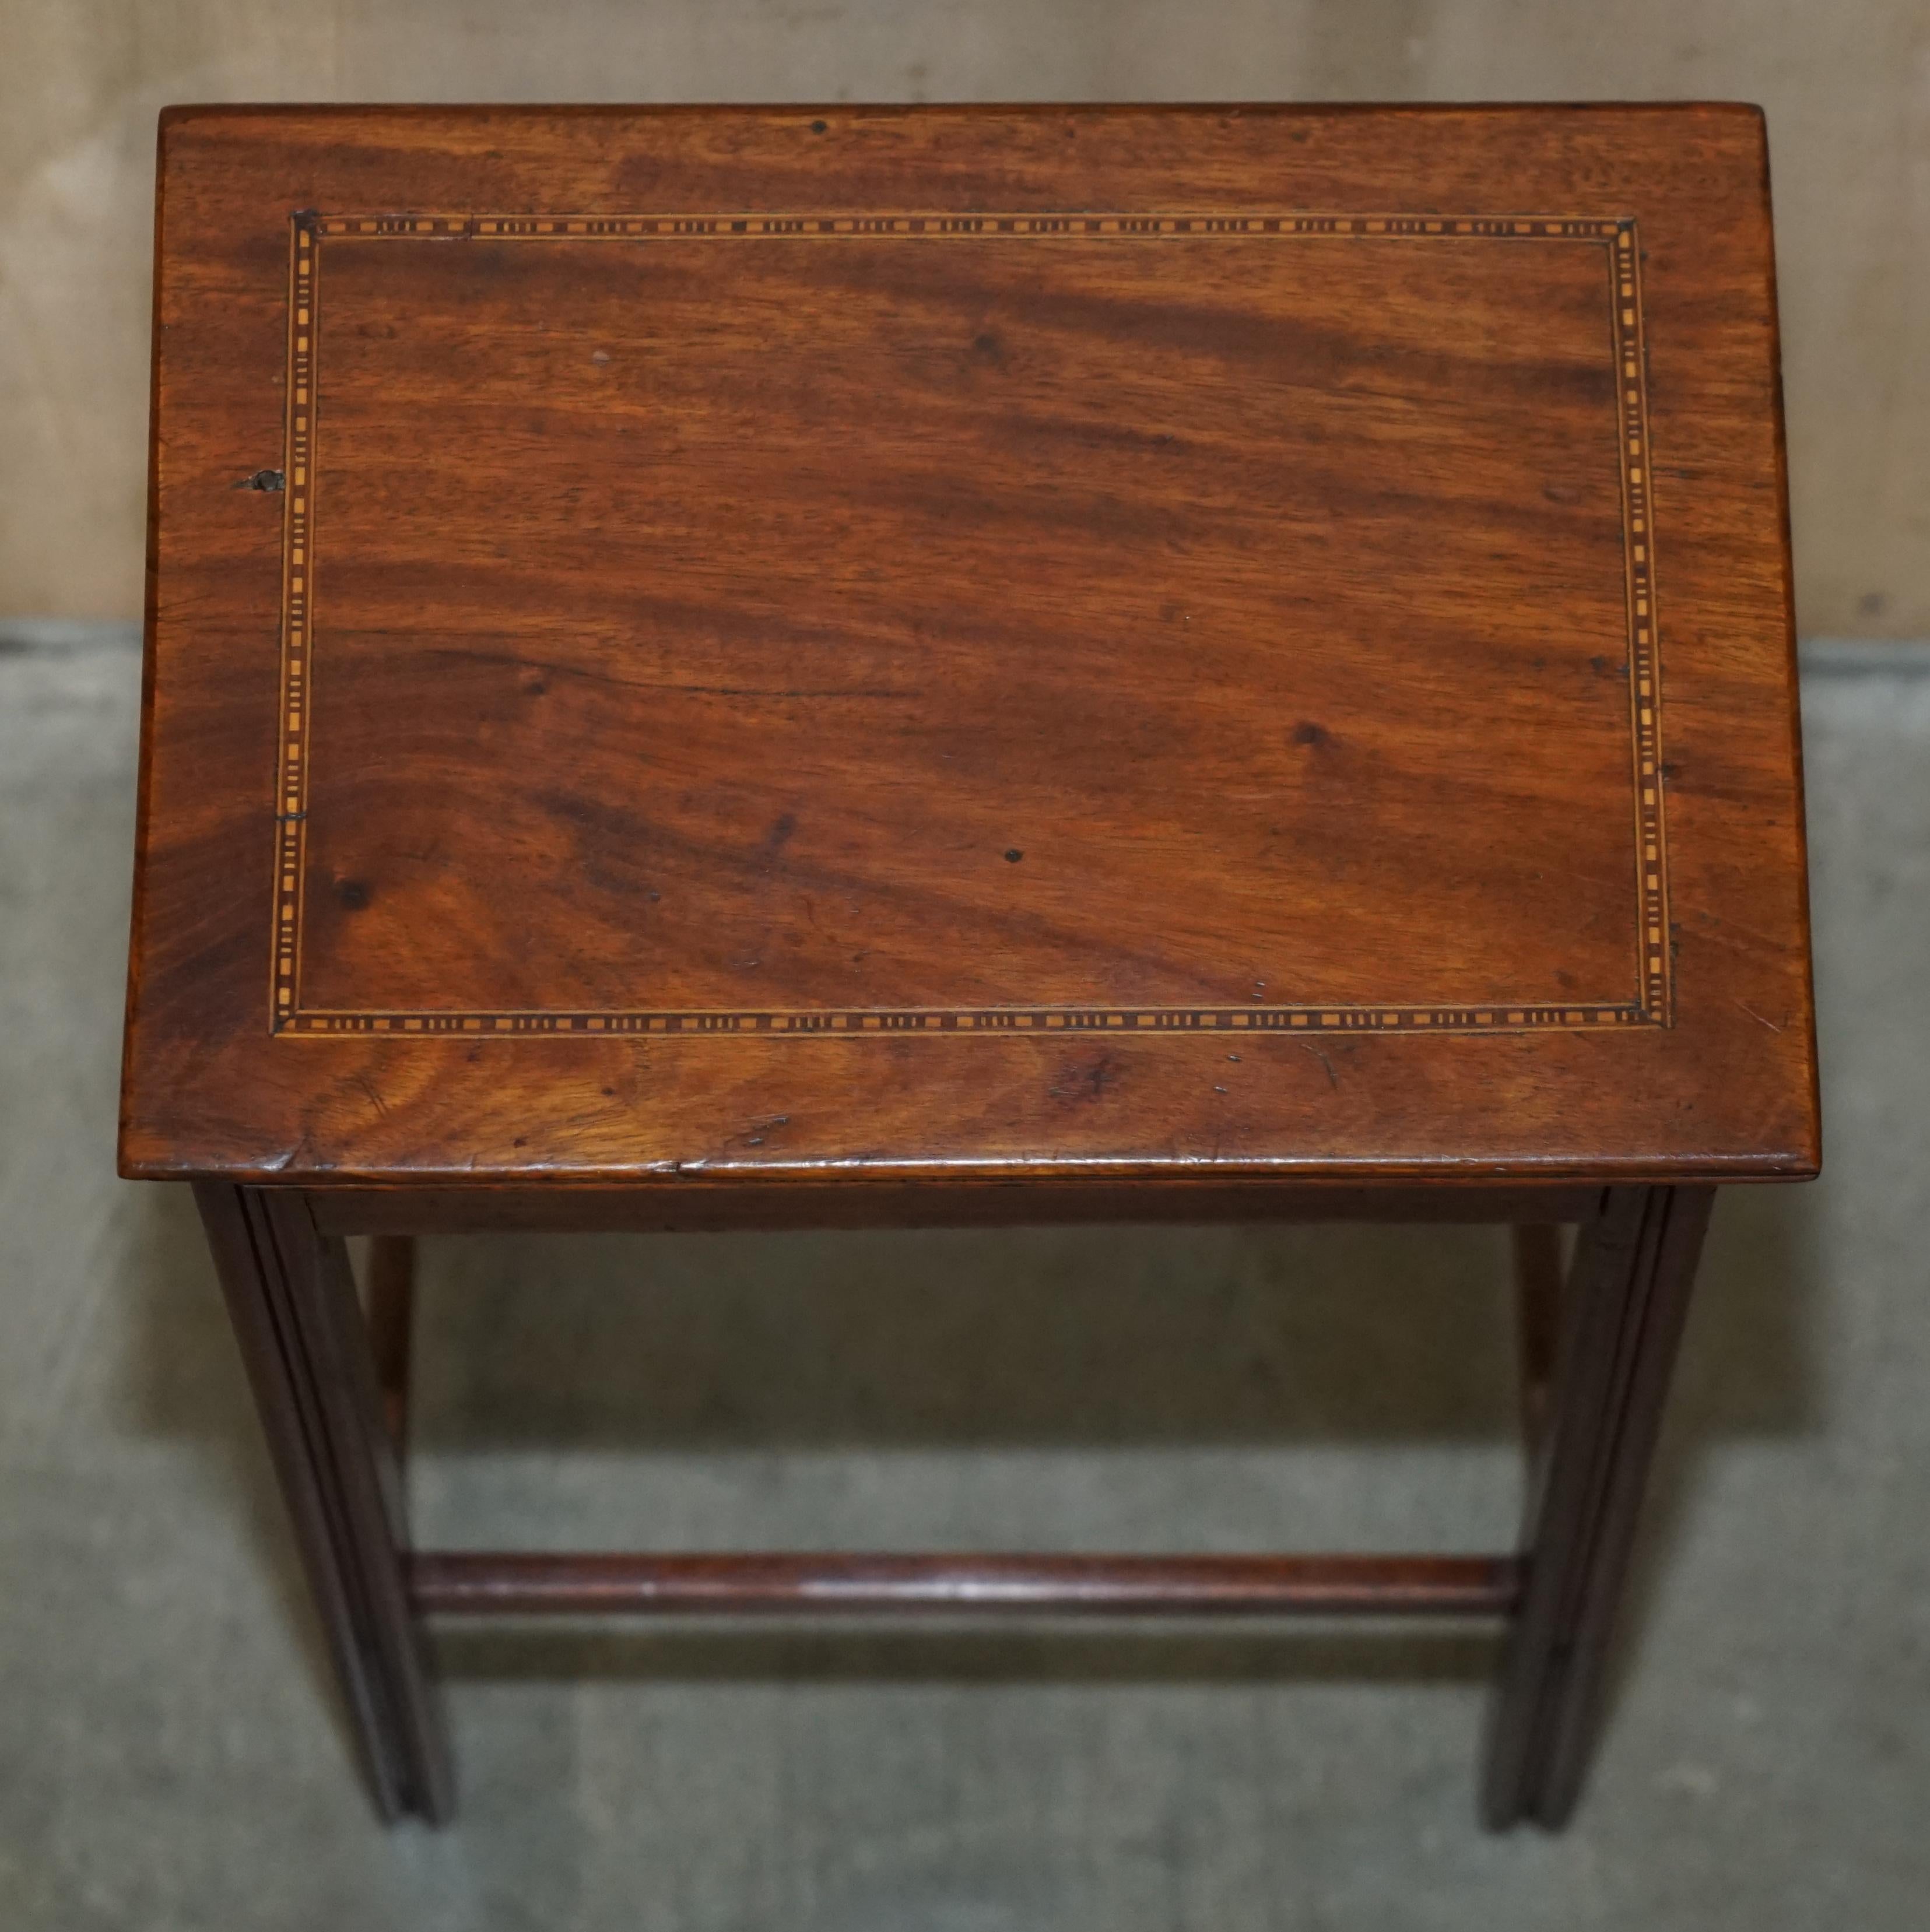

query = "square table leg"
194;1183;452;1822
1483;1183;1715;1827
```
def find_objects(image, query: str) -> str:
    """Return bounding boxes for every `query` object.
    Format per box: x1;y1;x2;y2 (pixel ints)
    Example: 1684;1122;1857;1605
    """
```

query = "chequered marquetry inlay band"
271;210;1670;1038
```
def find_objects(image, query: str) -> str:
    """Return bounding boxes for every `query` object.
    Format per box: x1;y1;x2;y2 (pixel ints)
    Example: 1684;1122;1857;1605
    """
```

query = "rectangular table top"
120;104;1818;1188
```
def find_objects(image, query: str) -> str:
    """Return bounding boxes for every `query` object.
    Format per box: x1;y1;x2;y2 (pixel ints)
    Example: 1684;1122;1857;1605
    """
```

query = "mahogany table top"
119;104;1818;1189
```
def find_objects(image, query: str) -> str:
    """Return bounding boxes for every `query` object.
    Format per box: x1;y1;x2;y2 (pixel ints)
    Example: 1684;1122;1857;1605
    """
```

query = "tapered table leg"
195;1183;453;1822
1483;1184;1714;1828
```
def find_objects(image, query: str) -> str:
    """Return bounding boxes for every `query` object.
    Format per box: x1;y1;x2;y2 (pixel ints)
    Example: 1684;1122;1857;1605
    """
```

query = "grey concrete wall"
3;1;1927;634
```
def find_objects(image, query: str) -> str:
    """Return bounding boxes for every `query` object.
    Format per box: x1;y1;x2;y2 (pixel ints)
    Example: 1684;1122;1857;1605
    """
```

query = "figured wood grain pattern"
275;206;1665;1038
120;105;1818;1186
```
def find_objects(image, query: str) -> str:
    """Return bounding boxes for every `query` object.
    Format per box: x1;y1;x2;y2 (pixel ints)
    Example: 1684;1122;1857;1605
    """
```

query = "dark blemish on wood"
1661;761;1680;782
513;1136;526;1147
1004;848;1023;863
764;813;798;855
521;671;549;696
1051;1053;1119;1105
1300;1041;1339;1089
334;878;371;911
971;331;1009;370
810;119;828;134
1291;721;1331;749
235;469;284;492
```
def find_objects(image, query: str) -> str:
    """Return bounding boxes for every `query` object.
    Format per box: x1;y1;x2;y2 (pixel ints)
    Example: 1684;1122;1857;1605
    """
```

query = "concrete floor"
2;624;1927;1927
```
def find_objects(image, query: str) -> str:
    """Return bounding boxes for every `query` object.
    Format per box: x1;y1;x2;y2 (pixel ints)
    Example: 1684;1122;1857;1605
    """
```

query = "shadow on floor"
428;1622;1504;1687
117;1176;1822;1712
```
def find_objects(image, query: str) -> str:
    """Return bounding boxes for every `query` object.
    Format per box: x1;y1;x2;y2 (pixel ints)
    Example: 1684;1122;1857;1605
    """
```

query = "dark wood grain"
408;1550;1521;1618
1482;1183;1714;1827
120;104;1817;1188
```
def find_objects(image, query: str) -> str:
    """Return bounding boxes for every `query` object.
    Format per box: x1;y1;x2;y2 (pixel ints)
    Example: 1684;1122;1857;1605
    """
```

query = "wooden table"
120;103;1818;1829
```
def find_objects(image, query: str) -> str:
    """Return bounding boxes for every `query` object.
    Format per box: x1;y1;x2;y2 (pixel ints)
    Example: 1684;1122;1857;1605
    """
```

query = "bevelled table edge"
115;1151;1822;1189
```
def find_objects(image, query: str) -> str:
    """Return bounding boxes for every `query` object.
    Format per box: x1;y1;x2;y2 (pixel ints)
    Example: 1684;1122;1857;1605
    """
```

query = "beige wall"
3;0;1925;634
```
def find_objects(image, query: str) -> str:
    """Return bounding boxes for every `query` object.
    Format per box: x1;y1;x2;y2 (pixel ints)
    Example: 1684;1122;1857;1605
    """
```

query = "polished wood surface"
409;1551;1522;1618
121;104;1816;1188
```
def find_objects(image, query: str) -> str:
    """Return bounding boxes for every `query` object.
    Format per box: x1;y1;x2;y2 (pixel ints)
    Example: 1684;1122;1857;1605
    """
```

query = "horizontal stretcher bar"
408;1551;1521;1618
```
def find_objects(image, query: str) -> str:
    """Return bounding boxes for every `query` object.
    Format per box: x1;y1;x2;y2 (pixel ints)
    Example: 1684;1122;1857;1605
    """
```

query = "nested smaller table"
122;102;1818;1828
